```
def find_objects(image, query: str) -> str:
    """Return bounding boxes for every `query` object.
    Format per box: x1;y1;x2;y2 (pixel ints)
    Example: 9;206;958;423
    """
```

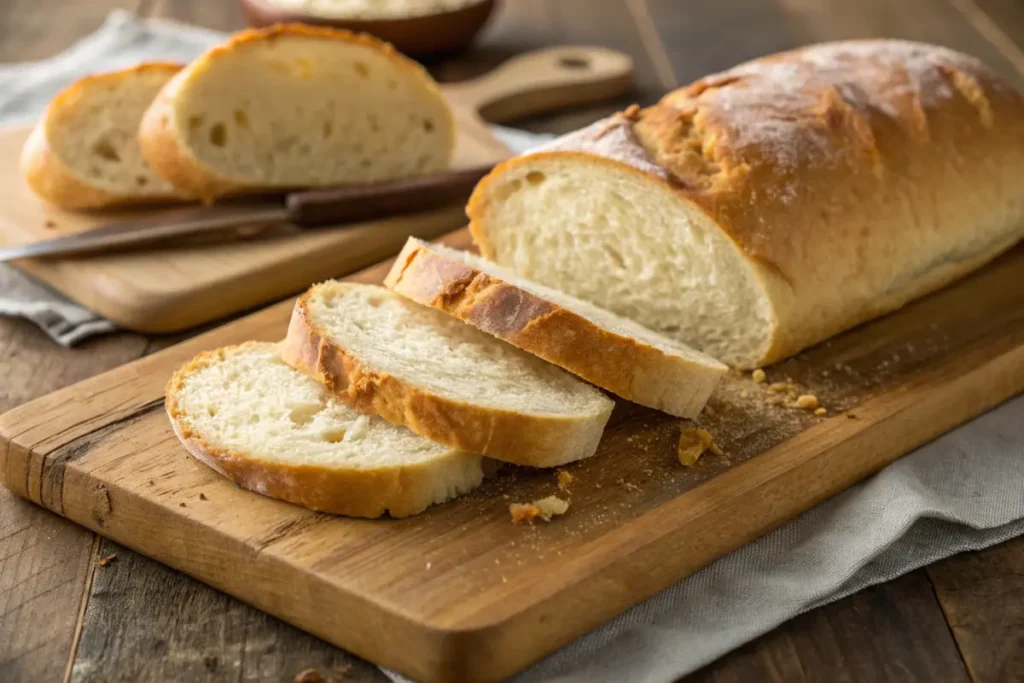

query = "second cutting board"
0;46;632;333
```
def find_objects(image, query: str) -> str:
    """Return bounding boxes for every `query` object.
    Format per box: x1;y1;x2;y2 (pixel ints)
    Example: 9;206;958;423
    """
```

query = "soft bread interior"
473;157;776;368
48;68;180;197
171;342;473;470
167;35;453;187
303;283;612;416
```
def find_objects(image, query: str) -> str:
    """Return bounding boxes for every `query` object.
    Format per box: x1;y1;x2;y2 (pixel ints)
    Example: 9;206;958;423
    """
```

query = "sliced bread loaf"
21;63;187;209
281;282;614;467
166;341;486;518
384;238;727;417
140;24;455;200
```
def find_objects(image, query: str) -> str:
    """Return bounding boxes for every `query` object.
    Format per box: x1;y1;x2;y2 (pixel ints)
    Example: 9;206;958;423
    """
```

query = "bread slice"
140;24;455;200
21;63;186;209
467;41;1024;369
281;282;614;467
384;238;727;417
166;341;486;518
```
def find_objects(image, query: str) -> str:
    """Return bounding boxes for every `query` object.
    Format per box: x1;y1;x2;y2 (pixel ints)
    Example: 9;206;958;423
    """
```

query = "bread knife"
0;165;492;263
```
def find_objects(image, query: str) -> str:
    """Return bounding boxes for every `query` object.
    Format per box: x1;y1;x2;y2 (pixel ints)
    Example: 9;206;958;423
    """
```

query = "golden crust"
280;291;612;467
469;40;1024;368
165;342;484;519
383;239;726;417
21;62;186;210
139;23;454;201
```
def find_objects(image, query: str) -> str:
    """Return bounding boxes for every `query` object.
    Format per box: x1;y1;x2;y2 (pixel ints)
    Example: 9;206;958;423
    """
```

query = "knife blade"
0;165;493;263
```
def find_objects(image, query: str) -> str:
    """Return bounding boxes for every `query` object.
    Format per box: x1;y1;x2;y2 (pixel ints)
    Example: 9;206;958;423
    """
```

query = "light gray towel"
0;11;549;346
4;13;1022;683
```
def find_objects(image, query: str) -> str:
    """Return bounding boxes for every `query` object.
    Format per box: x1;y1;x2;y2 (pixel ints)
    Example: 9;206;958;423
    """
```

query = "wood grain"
67;538;385;683
685;571;972;682
2;230;1021;682
928;541;1024;682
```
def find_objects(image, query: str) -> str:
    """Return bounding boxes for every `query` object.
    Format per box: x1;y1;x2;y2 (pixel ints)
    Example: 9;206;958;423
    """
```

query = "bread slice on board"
468;40;1024;369
21;63;187;209
140;24;455;200
281;282;614;468
384;238;727;417
166;341;486;518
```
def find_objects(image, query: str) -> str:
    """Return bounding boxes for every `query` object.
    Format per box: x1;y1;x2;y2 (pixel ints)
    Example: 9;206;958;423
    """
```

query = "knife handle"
284;165;494;228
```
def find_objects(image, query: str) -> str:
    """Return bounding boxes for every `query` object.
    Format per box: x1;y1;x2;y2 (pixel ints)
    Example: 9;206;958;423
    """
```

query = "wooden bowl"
238;0;497;58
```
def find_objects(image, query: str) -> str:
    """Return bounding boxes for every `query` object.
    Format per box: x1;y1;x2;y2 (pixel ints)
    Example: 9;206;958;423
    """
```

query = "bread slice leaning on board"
281;282;615;468
21;63;187;209
467;40;1024;369
166;342;487;518
384;238;728;417
139;24;455;200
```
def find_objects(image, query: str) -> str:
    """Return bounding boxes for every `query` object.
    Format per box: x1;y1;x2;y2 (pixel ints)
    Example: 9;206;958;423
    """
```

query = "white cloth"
5;13;1023;683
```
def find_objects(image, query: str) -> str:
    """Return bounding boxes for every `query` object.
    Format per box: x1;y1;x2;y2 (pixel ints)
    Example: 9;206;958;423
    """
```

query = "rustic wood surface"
0;0;1022;681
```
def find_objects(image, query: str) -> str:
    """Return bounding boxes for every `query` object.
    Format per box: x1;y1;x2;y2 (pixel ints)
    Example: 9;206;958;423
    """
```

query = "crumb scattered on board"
751;368;766;383
556;470;574;491
294;668;327;683
510;496;569;524
795;394;819;410
814;407;827;416
179;502;186;508
199;492;208;501
43;219;57;229
677;426;722;466
97;553;117;567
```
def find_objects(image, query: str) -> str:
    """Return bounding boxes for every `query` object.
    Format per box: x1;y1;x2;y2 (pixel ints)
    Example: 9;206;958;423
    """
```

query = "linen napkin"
3;13;1022;683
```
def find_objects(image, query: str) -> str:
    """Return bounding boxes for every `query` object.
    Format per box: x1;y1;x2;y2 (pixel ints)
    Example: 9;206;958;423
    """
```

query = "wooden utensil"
0;166;493;262
2;229;1019;683
0;45;633;333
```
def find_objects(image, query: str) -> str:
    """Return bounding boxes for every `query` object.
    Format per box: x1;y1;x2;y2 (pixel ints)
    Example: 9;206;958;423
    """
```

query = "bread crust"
166;342;485;518
281;290;613;467
139;23;455;201
384;239;726;417
21;62;186;210
469;40;1024;368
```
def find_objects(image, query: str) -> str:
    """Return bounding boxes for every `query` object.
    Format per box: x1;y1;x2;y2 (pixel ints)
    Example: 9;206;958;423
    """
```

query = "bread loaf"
384;237;727;417
166;342;486;518
281;282;614;467
140;24;454;200
21;63;187;209
468;40;1024;368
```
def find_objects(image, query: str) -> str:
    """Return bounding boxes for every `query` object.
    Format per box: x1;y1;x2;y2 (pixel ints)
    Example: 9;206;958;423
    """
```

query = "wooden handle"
443;46;634;123
285;166;492;227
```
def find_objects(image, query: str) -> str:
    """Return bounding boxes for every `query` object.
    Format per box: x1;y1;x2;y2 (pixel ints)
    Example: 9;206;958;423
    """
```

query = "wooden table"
1;1;1022;681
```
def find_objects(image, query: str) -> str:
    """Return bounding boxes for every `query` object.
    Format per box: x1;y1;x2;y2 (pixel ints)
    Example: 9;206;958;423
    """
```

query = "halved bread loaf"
21;63;187;209
166;341;486;518
468;40;1024;369
281;282;614;467
384;238;727;417
140;24;455;200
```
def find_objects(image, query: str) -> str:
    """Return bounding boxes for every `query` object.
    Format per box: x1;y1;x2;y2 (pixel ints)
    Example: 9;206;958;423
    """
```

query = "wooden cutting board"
0;46;632;333
1;231;1021;683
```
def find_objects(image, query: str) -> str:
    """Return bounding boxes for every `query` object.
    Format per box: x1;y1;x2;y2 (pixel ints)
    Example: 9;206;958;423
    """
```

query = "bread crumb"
179;502;186;508
294;669;326;683
43;219;57;229
814;407;827;416
556;470;574;491
795;394;819;410
97;553;117;567
510;496;569;524
198;492;208;501
740;390;750;398
678;427;720;466
751;369;766;383
768;382;790;393
425;562;432;570
847;413;858;419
